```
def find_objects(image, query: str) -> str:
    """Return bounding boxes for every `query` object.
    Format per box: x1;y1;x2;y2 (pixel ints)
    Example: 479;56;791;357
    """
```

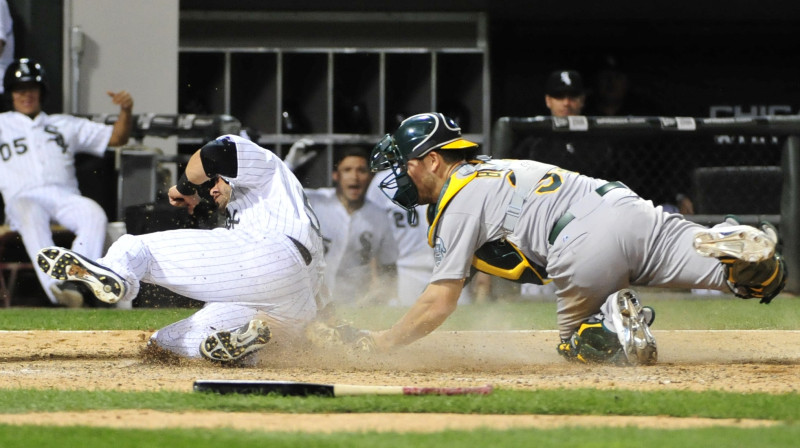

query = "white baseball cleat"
201;319;272;364
37;246;126;304
608;289;657;366
693;225;776;263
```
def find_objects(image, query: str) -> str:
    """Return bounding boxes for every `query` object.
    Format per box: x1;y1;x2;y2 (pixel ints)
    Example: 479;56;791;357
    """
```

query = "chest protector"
427;158;555;284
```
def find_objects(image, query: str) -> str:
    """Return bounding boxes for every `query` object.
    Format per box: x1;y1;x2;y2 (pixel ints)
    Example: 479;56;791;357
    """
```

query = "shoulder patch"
433;236;447;267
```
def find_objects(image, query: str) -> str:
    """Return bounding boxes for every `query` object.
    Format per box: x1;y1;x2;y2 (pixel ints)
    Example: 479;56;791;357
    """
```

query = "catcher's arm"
370;279;463;350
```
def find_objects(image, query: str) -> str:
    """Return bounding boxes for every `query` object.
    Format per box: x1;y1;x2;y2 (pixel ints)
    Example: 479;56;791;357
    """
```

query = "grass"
1;388;800;448
1;294;798;332
1;388;799;421
3;425;800;448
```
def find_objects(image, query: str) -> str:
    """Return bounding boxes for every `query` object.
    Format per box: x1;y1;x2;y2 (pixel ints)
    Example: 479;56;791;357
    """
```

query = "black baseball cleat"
37;246;127;304
200;319;272;364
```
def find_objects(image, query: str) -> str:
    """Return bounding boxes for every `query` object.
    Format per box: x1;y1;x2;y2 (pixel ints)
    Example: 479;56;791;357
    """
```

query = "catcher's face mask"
370;134;420;225
370;112;478;225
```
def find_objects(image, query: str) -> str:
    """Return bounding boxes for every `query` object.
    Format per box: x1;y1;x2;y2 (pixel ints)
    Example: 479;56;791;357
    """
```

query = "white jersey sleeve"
55;114;114;157
214;135;323;258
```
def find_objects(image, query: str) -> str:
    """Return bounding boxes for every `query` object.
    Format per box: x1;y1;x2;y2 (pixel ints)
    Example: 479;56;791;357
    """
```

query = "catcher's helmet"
370;112;478;222
4;58;48;98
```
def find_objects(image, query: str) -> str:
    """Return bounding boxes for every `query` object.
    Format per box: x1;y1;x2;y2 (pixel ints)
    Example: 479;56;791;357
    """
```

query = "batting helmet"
3;58;48;98
370;112;478;221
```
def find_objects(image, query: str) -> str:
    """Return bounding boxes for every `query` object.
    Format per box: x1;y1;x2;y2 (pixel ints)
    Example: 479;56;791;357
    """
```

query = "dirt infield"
1;329;798;432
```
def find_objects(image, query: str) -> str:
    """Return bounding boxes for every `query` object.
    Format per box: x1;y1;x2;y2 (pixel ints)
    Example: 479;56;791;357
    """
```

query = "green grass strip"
2;423;800;448
0;308;195;331
1;388;799;421
2;297;798;331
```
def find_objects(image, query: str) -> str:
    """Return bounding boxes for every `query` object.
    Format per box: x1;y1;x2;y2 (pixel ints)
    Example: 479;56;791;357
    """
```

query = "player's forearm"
374;280;461;349
184;151;211;185
108;106;133;146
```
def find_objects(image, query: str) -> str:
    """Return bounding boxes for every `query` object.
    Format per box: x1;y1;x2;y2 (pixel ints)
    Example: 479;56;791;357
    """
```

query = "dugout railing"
491;115;800;294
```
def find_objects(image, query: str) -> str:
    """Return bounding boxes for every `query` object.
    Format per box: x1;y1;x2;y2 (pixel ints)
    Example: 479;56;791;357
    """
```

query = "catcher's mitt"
304;320;371;349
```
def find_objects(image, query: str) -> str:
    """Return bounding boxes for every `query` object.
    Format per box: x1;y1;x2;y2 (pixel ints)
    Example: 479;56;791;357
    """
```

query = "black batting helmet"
4;58;48;98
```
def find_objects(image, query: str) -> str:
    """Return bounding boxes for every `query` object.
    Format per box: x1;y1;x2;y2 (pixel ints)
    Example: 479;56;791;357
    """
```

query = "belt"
547;181;627;245
288;236;312;265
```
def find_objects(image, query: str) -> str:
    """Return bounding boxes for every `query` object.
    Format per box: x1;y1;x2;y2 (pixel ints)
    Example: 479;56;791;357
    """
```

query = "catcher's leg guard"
557;320;627;364
694;220;787;303
557;290;657;366
201;319;272;365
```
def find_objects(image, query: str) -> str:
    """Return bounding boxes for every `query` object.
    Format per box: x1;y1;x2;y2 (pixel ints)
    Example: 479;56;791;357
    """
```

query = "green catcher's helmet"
370;112;477;222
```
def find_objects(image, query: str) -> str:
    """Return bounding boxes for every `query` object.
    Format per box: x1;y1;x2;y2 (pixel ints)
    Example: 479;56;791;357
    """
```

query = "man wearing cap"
544;69;586;117
510;69;615;182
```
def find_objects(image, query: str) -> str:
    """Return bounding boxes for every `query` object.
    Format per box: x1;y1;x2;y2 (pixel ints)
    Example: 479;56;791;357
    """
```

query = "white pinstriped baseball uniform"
100;135;326;358
306;187;397;303
366;177;432;305
0;111;112;304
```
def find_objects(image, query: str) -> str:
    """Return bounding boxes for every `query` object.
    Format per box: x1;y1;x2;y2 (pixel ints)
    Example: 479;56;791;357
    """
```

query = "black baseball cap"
545;70;585;97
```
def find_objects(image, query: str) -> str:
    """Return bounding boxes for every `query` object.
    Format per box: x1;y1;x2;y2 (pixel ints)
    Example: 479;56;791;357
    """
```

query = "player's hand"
284;138;316;170
107;90;134;112
168;185;201;214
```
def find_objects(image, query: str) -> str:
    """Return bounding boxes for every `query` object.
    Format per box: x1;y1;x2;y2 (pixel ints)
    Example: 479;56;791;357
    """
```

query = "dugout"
491;115;800;294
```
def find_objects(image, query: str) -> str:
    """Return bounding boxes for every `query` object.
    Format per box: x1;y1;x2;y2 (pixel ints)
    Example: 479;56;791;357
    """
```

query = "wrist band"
176;172;198;195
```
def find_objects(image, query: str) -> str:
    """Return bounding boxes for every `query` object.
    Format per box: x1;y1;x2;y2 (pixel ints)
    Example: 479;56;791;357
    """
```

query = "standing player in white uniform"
351;112;786;365
0;58;133;307
37;134;326;365
305;146;397;304
366;175;433;306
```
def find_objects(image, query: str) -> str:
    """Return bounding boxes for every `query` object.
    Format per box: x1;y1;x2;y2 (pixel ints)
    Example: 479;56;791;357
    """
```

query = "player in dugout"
0;57;133;308
338;112;786;365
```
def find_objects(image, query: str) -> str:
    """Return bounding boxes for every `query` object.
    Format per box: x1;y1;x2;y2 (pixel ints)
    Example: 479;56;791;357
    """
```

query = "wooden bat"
193;380;493;397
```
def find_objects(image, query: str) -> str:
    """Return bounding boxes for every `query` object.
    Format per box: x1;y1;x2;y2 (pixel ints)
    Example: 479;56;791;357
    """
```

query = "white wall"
63;0;178;154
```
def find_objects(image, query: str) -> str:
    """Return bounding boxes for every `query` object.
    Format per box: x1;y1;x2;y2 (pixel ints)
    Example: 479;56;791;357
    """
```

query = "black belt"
288;236;312;265
547;181;627;245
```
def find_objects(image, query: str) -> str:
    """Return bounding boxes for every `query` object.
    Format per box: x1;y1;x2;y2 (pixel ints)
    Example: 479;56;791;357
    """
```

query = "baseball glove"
304;320;371;349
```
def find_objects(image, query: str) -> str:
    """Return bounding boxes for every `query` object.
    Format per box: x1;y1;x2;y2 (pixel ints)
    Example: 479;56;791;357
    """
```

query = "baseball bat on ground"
193;379;493;397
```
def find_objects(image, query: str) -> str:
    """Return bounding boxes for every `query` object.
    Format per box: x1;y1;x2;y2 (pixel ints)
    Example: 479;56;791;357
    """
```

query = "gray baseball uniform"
428;158;726;339
99;135;326;358
0;111;112;304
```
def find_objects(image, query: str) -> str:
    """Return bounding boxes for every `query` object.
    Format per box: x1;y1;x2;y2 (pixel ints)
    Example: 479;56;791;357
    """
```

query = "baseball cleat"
693;225;776;262
201;319;272;364
608;289;657;365
37;246;126;304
